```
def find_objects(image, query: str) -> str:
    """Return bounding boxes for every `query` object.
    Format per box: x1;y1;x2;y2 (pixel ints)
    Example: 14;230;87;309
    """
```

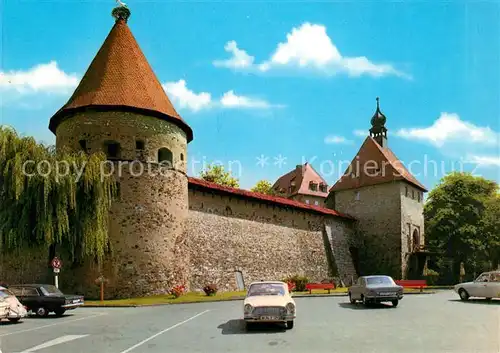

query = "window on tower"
104;141;121;160
135;140;145;150
158;147;173;167
78;139;87;152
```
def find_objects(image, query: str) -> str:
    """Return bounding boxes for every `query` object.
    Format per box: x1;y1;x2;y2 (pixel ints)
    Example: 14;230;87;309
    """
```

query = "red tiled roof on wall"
188;177;355;220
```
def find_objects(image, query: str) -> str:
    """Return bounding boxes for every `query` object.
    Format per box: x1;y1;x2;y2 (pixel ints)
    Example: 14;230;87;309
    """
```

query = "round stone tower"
48;4;193;298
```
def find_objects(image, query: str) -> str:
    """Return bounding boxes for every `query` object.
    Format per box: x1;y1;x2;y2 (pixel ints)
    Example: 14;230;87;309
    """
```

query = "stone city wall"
186;187;356;291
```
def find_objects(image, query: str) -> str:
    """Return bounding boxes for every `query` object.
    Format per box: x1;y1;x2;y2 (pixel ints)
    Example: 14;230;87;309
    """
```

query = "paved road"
0;291;498;353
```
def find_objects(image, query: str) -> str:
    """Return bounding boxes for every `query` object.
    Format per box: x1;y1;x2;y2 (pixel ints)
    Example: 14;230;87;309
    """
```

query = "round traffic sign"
51;257;62;269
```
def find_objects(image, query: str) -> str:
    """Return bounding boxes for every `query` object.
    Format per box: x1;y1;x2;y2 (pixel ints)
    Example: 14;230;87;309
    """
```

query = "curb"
82;291;436;307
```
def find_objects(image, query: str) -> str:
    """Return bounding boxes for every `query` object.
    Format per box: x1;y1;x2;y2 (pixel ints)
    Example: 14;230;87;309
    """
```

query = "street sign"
51;257;62;269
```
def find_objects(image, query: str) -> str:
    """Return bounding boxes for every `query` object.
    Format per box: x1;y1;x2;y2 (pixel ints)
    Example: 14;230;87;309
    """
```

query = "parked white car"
243;281;296;330
0;286;28;322
454;270;500;301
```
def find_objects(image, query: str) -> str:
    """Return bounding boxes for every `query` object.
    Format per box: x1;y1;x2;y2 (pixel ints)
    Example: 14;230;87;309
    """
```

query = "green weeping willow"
0;126;117;263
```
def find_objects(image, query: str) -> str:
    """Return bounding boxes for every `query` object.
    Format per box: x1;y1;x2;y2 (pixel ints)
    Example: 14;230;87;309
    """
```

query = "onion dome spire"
369;97;388;148
370;97;387;127
112;0;131;22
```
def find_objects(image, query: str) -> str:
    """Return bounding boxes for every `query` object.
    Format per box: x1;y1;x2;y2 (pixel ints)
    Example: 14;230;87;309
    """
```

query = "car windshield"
247;283;286;297
366;276;394;285
40;285;64;296
475;273;490;282
0;289;11;298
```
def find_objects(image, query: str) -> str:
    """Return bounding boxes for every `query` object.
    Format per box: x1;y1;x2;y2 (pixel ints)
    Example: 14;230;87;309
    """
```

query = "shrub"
283;275;309;292
203;284;218;296
423;268;440;286
170;284;186;298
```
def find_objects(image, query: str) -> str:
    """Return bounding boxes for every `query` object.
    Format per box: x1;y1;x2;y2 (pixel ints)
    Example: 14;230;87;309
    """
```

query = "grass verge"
83;287;434;307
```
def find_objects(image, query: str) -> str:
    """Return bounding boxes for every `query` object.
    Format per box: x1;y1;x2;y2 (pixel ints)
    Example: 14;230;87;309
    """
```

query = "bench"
305;283;335;294
395;280;427;292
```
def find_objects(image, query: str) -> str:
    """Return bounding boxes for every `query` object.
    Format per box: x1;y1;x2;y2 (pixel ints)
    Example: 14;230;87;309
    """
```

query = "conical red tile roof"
49;16;193;142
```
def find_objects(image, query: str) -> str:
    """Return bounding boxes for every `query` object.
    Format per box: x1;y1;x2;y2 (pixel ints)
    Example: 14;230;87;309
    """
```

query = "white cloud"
220;90;284;109
212;41;255;69
162;80;212;112
395;113;499;148
0;62;282;112
466;155;500;167
0;61;79;94
324;135;353;144
162;80;283;112
353;129;368;137
214;23;409;79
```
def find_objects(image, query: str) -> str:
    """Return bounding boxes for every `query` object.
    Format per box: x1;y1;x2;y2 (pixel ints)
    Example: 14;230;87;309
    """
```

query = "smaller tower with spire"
369;97;388;148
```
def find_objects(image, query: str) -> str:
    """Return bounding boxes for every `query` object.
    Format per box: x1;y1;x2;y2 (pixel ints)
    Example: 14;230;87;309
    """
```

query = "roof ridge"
188;177;354;219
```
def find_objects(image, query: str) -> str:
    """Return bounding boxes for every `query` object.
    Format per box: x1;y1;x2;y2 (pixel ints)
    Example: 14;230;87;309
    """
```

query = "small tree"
199;164;239;188
251;180;274;195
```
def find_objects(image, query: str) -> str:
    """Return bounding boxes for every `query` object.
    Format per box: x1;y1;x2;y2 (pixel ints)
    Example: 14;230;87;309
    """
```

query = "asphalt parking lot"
0;290;498;353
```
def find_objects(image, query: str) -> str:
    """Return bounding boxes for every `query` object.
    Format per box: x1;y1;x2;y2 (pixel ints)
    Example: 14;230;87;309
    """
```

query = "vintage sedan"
8;284;84;317
0;286;28;322
243;281;296;329
454;270;500;301
348;275;404;307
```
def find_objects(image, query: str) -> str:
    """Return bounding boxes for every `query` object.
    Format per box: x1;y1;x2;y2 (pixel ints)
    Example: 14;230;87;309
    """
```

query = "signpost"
51;257;62;288
95;275;108;302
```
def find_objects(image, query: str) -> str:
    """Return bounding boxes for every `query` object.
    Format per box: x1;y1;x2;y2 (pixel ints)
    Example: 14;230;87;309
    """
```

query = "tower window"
417;192;421;202
158;147;173;166
136;140;145;150
180;153;184;161
405;186;409;197
412;190;415;199
78;139;87;151
104;141;121;159
309;182;317;191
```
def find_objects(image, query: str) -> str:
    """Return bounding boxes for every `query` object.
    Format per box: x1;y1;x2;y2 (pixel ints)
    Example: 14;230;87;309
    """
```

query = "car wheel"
349;292;356;304
36;307;49;317
8;318;20;323
286;320;294;329
54;308;66;317
391;299;399;307
458;289;469;301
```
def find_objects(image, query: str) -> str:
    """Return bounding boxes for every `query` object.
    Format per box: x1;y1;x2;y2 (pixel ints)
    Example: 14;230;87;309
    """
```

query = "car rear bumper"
62;302;84;309
366;294;403;302
7;312;27;319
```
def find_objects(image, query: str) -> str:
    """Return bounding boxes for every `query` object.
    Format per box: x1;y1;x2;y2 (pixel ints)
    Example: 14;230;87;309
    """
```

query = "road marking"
0;313;106;337
118;310;210;353
18;335;89;352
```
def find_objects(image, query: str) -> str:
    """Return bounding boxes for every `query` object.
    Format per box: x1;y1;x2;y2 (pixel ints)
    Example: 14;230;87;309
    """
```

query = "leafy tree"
482;193;500;269
251;180;274;195
199;164;239;188
424;172;499;282
0;126;117;263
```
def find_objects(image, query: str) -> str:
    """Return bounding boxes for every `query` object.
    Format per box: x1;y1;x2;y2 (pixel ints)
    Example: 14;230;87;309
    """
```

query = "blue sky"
1;0;499;192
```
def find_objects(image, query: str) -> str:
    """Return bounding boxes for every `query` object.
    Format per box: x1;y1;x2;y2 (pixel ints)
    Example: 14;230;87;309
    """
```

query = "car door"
485;273;500;298
21;287;42;311
468;273;489;297
351;278;364;300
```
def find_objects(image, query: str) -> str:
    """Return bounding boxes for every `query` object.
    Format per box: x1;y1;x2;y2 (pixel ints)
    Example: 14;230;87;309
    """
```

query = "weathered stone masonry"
186;187;358;292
